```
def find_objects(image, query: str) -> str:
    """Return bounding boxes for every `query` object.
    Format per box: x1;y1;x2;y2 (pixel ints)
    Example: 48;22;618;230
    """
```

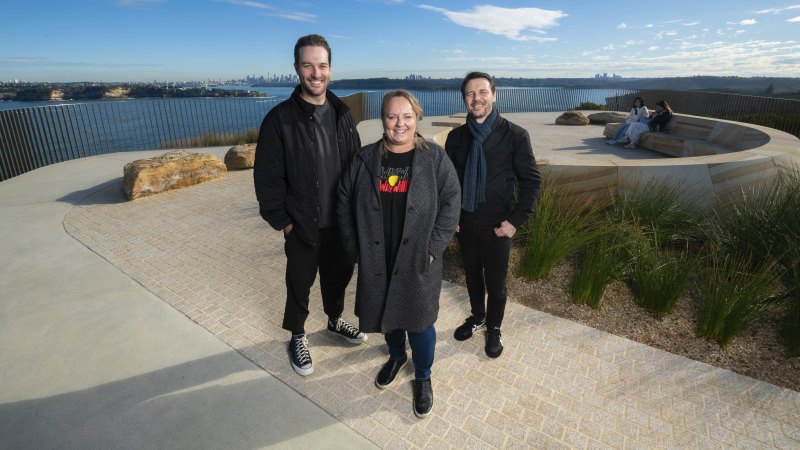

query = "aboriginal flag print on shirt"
380;149;415;276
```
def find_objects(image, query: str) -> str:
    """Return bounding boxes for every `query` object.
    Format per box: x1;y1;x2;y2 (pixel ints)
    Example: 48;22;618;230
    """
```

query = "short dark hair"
460;71;495;99
294;34;331;66
633;96;645;108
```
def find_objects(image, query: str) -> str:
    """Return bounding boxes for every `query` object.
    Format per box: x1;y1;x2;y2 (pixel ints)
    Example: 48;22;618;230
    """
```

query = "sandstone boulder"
555;111;589;126
224;143;256;170
588;111;629;124
123;150;226;200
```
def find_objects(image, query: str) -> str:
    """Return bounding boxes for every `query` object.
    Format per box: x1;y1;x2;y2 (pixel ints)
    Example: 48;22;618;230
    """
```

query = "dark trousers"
385;326;436;381
282;226;355;334
456;222;512;330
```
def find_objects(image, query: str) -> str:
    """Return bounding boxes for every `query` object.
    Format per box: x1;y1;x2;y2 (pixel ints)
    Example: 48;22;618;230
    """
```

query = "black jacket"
648;110;672;132
445;114;542;229
254;86;361;245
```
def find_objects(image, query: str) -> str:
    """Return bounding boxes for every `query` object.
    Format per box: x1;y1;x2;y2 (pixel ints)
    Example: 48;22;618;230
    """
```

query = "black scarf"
462;107;498;212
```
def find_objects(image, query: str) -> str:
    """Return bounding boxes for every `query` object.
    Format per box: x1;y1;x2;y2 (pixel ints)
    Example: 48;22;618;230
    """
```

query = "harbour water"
0;86;634;180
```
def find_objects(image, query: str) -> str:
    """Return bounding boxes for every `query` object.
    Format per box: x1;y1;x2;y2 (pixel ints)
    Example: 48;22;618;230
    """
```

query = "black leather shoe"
486;328;504;358
413;379;433;418
375;356;407;389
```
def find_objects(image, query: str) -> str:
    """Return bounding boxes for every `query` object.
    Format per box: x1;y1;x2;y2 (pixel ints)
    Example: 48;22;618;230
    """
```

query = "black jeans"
456;221;512;329
282;226;355;334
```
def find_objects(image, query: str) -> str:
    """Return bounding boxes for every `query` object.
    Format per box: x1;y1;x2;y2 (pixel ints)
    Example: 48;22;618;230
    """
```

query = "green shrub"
696;250;781;347
712;168;800;354
570;228;629;308
575;101;605;110
630;233;697;319
161;128;259;149
516;183;603;280
609;181;707;248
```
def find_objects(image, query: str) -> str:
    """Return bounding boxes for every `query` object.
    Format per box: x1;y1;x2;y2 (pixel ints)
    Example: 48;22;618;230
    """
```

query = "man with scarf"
445;72;542;358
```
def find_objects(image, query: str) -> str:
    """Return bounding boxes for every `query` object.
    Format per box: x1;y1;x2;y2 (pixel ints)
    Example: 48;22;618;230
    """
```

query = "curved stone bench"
603;114;771;157
357;112;800;211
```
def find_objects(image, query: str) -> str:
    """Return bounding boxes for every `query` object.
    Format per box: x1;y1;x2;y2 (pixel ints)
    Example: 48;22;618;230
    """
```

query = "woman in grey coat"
338;90;460;418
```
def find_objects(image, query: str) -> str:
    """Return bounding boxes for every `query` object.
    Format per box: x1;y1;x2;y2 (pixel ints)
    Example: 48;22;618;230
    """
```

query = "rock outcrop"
104;87;131;99
588;111;628;124
123;150;226;200
224;143;256;170
555;111;589;126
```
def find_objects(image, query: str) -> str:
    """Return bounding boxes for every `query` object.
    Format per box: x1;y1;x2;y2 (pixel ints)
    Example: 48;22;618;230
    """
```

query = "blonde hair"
380;89;429;155
381;89;423;120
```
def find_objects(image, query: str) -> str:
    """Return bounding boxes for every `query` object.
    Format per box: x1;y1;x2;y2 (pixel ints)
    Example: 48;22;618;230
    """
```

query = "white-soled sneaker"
327;317;368;344
288;334;313;376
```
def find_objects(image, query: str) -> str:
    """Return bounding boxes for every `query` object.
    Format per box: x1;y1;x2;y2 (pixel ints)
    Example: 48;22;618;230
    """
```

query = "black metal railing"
0;97;280;181
2;88;797;182
606;89;800;138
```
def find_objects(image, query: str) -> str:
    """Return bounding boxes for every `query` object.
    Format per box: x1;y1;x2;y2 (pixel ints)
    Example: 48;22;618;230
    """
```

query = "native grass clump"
162;128;259;149
710;169;800;355
696;250;781;347
516;181;603;281
514;172;800;353
569;228;628;309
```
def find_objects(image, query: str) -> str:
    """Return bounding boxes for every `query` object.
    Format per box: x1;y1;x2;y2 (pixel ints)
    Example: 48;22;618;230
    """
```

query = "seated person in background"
607;96;648;145
616;100;673;149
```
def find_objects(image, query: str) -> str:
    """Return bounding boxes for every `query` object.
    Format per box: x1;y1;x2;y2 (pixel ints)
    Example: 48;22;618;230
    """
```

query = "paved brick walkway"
64;169;800;449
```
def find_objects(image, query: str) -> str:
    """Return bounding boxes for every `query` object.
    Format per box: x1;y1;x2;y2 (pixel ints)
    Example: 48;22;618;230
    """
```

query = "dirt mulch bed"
442;242;800;393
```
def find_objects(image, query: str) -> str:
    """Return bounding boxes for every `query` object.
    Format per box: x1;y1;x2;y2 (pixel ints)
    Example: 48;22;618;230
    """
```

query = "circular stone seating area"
603;114;772;157
357;111;800;211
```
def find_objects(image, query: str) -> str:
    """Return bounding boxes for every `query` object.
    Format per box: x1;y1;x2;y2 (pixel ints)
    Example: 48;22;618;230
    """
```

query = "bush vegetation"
575;101;606;110
161;128;259;149
517;169;800;354
515;182;603;281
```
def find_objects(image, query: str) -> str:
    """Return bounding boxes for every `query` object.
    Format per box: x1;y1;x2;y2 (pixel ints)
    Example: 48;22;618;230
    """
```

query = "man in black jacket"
253;34;366;376
445;72;542;358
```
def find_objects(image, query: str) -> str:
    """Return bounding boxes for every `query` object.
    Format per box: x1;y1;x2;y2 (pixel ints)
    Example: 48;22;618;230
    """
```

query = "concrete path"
2;141;800;449
0;148;375;449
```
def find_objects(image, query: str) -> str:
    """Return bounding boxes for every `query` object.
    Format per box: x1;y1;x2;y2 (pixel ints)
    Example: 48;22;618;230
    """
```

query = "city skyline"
2;1;800;82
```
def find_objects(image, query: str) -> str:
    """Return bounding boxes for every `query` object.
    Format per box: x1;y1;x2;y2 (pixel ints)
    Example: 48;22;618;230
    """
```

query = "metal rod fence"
606;89;800;138
2;89;797;182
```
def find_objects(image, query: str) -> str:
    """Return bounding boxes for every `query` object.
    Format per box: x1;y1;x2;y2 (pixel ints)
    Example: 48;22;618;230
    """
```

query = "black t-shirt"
313;101;340;228
379;149;415;275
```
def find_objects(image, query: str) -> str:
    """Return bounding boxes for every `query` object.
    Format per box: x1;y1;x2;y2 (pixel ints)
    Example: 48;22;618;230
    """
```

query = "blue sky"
2;0;799;82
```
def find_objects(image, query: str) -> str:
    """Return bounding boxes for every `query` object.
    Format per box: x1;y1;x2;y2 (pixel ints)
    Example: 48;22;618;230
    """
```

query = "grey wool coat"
337;140;461;333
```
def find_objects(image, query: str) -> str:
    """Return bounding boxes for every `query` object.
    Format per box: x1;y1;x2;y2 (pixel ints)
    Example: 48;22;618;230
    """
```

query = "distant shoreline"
0;85;265;102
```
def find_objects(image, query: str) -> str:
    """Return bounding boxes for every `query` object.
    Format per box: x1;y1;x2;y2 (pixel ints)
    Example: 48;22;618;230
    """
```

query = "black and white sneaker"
486;328;504;358
453;315;486;341
288;334;313;376
327;317;368;344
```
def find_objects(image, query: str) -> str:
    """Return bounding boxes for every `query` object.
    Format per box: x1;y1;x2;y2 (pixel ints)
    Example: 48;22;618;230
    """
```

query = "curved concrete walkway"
0;148;375;449
2;146;800;449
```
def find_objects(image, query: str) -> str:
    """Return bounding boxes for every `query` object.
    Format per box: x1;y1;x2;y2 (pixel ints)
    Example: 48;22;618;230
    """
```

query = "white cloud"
648;46;659;51
116;0;164;7
756;5;800;14
683;21;699;26
645;24;654;28
418;4;566;42
625;40;644;45
739;19;758;25
226;0;316;21
225;0;272;9
592;55;610;61
789;16;800;22
274;12;316;21
617;22;627;29
736;29;747;34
